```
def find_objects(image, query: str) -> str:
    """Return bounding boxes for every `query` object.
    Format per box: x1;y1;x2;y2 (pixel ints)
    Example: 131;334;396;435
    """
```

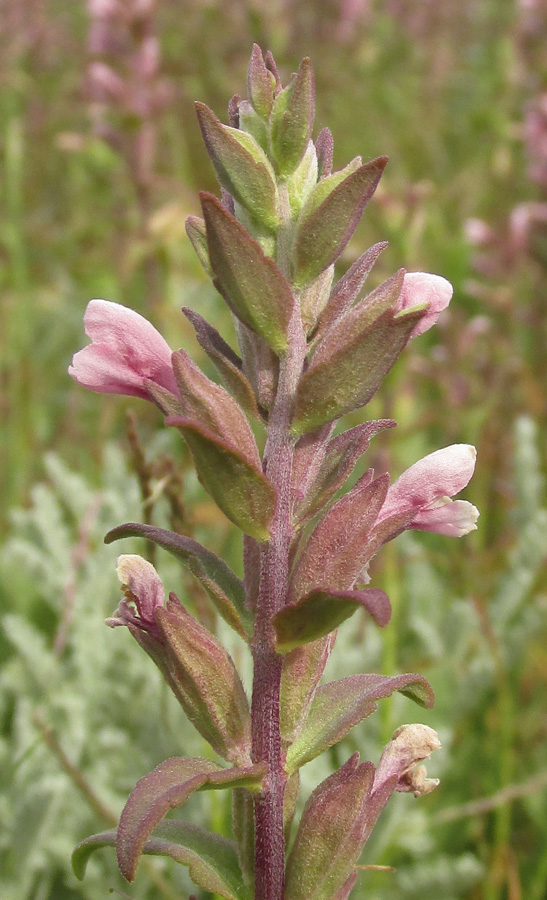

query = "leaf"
315;127;334;178
280;634;335;746
116;757;266;881
172;348;260;466
285;673;434;773
73;822;252;900
294;419;396;523
284;755;374;900
183;307;262;419
315;240;388;340
104;522;250;637
156;596;251;763
293;157;387;288
195;102;279;230
291;305;426;435
289;473;389;601
271;57;315;177
273;587;391;652
167;417;277;541
202;193;294;354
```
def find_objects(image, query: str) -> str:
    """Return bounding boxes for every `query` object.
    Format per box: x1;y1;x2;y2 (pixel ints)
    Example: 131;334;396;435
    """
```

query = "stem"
251;185;307;900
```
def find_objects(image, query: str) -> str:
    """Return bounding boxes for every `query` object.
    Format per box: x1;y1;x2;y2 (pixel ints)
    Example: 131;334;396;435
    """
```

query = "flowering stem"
251;185;307;900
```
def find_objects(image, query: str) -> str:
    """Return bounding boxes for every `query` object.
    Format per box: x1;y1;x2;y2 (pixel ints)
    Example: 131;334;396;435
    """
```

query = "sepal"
247;43;274;118
167;416;276;540
273;588;391;653
156;595;251;763
185;215;212;276
105;522;249;636
195;102;279;230
172;348;260;465
315;241;388;341
294;419;395;524
183;308;262;419
202;193;294;354
293;157;387;288
284;755;374;900
289;473;389;601
315;127;334;178
271;57;315;177
116;757;266;881
285;674;434;774
280;635;335;746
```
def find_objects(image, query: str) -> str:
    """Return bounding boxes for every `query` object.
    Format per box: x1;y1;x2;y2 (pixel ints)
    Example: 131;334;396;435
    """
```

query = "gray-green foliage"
0;447;217;900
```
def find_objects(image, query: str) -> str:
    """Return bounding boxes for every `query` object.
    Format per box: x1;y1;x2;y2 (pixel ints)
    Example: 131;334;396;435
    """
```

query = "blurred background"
1;1;546;899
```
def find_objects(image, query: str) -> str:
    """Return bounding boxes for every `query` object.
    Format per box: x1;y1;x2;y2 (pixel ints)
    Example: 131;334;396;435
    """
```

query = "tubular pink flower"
378;444;479;537
106;554;165;632
396;272;453;337
69;299;178;399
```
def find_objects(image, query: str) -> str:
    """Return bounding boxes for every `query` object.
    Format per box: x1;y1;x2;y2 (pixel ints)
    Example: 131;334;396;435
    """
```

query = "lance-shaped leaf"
285;673;434;774
293;157;387;288
271;57;315;177
284;755;374;900
185;215;212;276
156;596;251;764
289;473;389;601
172;348;260;466
280;634;335;746
202;193;294;354
73;822;251;900
105;522;250;637
294;419;396;523
195;102;279;230
247;43;273;118
315;240;388;341
291;305;426;436
183;307;262;419
116;757;266;881
273;587;391;653
167;417;276;541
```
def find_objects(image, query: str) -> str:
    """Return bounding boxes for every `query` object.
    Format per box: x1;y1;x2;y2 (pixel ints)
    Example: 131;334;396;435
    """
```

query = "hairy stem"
251;183;307;900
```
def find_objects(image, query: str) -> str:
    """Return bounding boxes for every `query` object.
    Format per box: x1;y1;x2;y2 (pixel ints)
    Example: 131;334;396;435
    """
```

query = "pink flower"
378;444;479;538
106;554;165;633
69;299;178;400
396;272;453;337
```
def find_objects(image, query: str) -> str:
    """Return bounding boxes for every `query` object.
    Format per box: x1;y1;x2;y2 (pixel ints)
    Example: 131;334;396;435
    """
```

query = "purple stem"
251;254;307;900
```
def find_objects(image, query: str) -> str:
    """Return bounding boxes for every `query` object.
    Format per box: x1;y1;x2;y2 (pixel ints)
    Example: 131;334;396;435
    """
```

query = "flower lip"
106;554;165;633
69;299;178;399
397;272;453;338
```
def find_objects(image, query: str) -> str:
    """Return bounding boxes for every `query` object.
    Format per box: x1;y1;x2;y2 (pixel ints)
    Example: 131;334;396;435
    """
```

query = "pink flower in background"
69;299;178;399
396;272;453;337
378;444;479;537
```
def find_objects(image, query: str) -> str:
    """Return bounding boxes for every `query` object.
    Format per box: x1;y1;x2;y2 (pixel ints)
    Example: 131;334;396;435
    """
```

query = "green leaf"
271;57;315;177
285;673;434;774
280;635;335;746
116;757;266;881
273;587;391;652
293;157;387;288
195;102;279;230
104;522;250;637
183;307;262;420
73;823;252;900
167;416;276;541
285;755;374;900
156;597;251;763
202;193;294;354
291;305;426;436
